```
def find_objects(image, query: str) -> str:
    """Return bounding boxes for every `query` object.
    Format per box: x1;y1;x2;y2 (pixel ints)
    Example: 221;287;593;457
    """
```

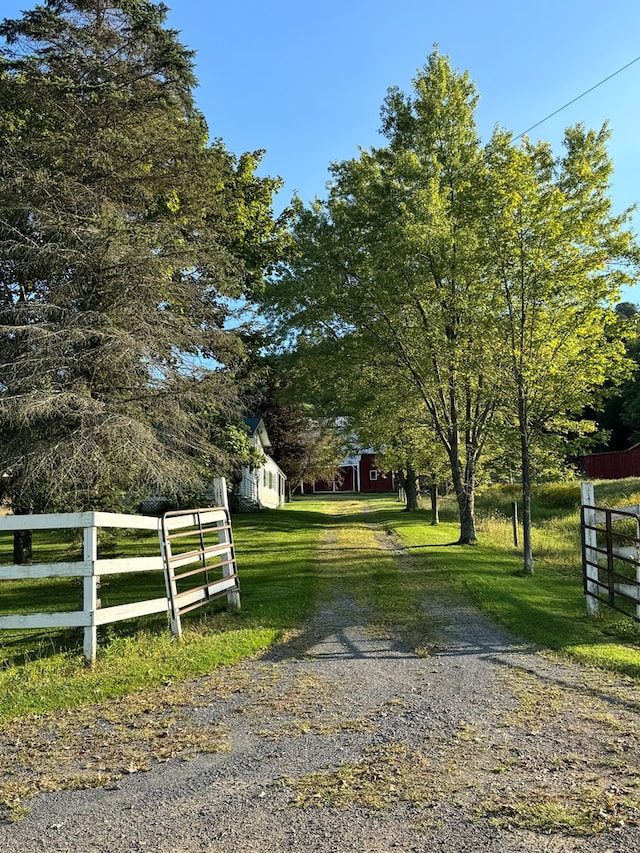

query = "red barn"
297;451;395;494
584;444;640;480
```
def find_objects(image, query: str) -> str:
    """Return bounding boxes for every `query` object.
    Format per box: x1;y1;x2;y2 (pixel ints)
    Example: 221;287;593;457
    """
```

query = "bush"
531;482;581;511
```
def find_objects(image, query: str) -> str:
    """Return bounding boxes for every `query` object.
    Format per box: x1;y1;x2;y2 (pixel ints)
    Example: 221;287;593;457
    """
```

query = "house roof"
243;416;272;452
244;416;263;435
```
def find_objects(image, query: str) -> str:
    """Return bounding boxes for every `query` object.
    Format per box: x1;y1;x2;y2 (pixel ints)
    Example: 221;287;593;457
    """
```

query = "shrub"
531;482;581;510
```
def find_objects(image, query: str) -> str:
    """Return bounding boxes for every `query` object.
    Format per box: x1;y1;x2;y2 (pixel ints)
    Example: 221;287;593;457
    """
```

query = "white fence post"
83;520;98;666
581;482;600;616
212;477;229;512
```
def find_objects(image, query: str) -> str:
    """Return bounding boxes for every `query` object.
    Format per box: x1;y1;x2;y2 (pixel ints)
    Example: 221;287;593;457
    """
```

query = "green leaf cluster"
262;48;639;552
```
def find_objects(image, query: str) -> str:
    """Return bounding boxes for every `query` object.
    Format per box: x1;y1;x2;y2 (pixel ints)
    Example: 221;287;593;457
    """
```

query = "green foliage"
476;482;582;518
253;359;347;496
481;121;638;573
264;49;639;554
587;477;640;505
474;483;523;518
264;49;499;542
0;1;283;512
530;482;582;511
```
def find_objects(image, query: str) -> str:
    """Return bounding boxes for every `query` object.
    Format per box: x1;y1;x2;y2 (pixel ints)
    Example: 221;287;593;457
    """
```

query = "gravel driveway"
1;512;640;852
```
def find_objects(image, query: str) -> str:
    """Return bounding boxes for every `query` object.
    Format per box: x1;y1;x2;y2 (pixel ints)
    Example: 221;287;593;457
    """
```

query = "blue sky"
4;0;640;298
161;2;640;224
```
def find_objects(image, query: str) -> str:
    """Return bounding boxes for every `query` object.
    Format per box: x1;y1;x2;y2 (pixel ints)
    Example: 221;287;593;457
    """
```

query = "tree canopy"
263;49;638;553
265;52;502;542
0;0;284;511
481;127;637;571
249;358;346;500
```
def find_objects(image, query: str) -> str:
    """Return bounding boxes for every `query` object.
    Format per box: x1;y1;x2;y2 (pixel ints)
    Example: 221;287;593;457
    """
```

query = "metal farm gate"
581;491;640;622
160;507;240;638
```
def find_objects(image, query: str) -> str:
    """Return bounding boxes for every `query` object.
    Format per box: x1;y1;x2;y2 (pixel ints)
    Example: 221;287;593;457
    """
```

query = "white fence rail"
0;511;166;665
0;488;236;666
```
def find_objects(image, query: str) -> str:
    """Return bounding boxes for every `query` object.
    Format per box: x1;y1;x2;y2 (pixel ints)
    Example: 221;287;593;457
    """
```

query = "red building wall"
295;452;394;493
359;453;394;493
584;447;640;480
314;466;354;493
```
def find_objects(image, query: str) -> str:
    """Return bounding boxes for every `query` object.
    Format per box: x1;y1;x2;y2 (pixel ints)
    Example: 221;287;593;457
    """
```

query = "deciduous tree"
266;51;499;542
254;362;346;500
482;128;637;573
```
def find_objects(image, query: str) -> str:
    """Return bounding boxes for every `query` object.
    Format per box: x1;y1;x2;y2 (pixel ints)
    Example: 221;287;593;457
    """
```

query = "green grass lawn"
0;502;328;722
369;480;640;677
2;480;640;723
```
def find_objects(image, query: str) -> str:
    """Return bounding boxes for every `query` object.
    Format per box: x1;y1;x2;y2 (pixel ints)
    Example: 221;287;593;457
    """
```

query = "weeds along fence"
0;502;239;666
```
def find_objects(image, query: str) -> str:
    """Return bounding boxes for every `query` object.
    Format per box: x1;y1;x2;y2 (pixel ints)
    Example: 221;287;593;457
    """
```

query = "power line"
515;54;640;140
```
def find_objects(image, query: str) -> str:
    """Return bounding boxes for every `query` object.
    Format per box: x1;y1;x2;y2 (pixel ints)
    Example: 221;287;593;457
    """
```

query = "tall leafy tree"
266;51;499;542
344;390;448;515
482;127;637;573
252;360;346;500
0;0;283;515
288;337;448;512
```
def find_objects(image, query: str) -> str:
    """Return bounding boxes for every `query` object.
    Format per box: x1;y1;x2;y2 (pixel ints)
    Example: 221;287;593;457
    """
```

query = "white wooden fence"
0;511;168;666
0;489;238;665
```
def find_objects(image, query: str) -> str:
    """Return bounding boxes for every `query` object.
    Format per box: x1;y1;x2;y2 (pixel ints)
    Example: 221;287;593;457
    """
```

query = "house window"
268;471;274;490
263;469;268;487
369;470;378;481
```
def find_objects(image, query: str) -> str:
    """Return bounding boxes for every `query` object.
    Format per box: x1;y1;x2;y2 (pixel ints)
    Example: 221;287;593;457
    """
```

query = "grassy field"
376;479;640;676
1;480;640;722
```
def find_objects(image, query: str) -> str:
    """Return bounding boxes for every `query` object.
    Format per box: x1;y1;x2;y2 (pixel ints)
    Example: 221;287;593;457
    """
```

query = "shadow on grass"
4;492;639;686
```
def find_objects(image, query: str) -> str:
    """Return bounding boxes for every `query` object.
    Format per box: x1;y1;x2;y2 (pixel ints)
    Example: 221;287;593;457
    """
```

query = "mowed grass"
2;479;640;723
0;502;328;722
288;495;437;656
367;479;640;677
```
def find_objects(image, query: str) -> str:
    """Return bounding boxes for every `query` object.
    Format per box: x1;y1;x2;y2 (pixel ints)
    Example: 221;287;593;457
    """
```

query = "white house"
235;417;286;510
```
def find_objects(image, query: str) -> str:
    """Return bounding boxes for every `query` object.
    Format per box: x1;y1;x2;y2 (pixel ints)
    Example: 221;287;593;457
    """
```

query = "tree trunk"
402;467;419;511
450;454;477;544
520;427;534;575
430;477;439;525
13;529;32;564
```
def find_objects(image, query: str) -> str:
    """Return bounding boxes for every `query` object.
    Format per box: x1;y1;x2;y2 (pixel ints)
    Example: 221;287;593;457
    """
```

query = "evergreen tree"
0;0;282;514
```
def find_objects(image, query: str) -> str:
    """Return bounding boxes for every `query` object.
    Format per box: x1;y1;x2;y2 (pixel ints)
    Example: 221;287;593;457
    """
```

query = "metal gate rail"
581;504;640;622
160;507;240;638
